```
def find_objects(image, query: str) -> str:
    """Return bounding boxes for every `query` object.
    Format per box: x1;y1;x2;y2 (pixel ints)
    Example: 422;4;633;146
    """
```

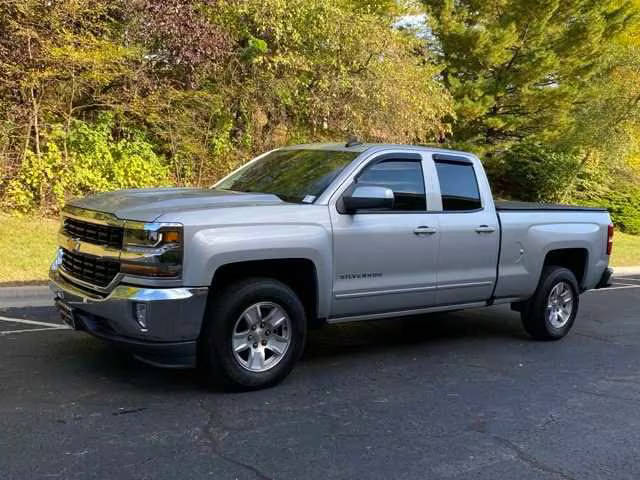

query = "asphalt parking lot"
1;277;640;480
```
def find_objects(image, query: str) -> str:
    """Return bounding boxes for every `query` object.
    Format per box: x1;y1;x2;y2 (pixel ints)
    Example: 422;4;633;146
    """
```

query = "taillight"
607;224;614;255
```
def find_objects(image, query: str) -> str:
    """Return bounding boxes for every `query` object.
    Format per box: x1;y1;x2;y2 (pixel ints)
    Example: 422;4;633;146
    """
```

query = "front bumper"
49;266;208;368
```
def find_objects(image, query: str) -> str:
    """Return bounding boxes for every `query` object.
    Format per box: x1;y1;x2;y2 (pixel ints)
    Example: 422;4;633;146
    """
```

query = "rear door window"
434;160;481;211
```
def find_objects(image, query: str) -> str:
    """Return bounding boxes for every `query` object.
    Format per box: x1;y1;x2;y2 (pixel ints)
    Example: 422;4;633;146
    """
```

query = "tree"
1;0;454;211
213;0;453;149
422;0;637;154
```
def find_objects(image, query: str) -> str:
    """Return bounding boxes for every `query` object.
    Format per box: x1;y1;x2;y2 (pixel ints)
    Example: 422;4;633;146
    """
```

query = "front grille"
61;249;120;287
64;217;123;248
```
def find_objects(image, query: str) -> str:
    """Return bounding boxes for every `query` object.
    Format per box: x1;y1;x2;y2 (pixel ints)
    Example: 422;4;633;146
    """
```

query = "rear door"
431;154;500;305
328;150;440;318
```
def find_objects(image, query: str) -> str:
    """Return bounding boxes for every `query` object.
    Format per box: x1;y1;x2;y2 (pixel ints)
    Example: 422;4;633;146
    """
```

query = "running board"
327;301;487;324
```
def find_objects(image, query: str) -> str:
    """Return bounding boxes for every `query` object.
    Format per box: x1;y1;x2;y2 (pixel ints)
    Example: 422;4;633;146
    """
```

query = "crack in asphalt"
197;400;273;480
574;332;621;345
576;388;640;405
112;407;147;416
490;435;577;480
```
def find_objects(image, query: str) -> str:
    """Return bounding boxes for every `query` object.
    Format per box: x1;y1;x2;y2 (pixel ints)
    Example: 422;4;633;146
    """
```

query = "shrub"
4;113;169;212
588;185;640;235
487;143;581;202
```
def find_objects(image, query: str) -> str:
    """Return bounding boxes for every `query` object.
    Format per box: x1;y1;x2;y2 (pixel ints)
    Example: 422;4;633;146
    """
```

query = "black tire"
521;266;580;341
198;277;307;390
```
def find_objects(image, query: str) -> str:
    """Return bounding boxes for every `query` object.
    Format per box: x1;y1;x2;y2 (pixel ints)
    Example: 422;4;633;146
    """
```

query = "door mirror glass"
342;185;394;213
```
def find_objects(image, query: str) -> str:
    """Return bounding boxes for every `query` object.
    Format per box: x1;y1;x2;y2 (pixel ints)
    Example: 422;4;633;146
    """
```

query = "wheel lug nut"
251;325;256;330
253;342;258;348
248;335;252;340
265;330;270;336
261;339;267;346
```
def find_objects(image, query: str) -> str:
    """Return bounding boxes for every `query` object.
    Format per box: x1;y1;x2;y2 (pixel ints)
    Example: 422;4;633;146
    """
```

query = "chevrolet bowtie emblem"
72;238;81;252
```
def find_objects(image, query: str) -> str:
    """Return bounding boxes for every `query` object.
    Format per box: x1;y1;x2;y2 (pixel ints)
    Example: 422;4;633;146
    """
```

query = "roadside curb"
613;266;640;277
0;285;51;300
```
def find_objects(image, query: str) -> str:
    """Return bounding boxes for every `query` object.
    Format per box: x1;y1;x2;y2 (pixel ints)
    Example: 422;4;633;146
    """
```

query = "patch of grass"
611;231;640;268
0;214;59;285
0;214;638;285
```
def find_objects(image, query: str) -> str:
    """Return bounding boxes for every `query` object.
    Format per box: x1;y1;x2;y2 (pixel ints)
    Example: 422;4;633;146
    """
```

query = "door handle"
414;226;437;235
475;225;496;233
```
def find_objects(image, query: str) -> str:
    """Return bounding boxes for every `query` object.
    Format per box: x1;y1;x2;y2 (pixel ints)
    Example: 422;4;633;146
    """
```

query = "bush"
487;143;581;202
590;185;640;235
4;113;169;212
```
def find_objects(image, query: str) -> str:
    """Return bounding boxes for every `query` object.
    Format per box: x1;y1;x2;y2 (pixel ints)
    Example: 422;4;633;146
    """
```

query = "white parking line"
586;285;640;292
0;315;70;336
0;315;66;328
1;326;69;336
617;277;640;282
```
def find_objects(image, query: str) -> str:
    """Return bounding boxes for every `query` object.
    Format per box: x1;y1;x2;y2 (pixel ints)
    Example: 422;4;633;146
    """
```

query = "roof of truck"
280;142;476;157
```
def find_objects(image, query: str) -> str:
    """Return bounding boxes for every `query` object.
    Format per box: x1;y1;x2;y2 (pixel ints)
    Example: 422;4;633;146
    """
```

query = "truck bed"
495;201;607;212
493;203;611;300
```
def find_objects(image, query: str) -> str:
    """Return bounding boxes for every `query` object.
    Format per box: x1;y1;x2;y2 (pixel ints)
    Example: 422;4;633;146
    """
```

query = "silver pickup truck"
50;142;614;389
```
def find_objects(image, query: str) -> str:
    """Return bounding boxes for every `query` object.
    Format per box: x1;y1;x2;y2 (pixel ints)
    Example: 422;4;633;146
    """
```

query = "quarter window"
356;159;426;211
435;160;482;211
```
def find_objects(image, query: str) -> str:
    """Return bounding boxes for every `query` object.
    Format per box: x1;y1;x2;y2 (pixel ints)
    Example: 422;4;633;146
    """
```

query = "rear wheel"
199;278;307;390
521;266;579;340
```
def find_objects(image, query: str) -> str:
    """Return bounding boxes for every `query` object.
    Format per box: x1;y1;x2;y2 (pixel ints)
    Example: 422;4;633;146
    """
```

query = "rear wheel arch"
541;248;589;288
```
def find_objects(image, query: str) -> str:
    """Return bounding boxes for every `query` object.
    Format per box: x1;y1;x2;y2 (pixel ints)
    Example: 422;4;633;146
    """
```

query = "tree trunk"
30;88;41;157
27;36;41;157
560;150;592;203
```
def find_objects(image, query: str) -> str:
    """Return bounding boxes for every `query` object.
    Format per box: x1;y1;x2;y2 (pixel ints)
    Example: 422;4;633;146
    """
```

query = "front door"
329;152;440;318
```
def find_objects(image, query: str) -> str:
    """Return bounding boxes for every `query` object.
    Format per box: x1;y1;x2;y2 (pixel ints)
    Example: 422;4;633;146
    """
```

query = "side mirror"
342;185;394;213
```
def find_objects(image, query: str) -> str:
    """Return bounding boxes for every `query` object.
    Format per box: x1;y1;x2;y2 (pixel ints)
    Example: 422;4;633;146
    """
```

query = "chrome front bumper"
49;263;209;367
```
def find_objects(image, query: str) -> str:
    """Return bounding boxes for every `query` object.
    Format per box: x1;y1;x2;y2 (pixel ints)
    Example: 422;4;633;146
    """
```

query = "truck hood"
67;188;284;222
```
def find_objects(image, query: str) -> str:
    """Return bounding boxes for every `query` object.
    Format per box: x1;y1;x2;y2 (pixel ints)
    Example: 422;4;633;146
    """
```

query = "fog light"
134;303;148;331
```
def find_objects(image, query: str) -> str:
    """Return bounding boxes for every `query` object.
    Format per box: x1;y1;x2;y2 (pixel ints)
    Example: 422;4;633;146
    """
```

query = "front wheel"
198;278;307;390
521;266;580;340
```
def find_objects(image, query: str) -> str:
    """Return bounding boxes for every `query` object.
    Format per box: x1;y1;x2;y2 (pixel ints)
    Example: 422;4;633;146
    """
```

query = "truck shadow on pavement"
41;305;527;392
304;307;527;361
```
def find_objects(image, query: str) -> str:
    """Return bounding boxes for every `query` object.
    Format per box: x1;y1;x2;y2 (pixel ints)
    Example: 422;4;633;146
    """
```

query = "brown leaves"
131;0;231;87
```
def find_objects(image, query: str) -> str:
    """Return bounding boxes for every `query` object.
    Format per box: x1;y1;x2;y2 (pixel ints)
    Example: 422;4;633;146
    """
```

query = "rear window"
435;160;482;211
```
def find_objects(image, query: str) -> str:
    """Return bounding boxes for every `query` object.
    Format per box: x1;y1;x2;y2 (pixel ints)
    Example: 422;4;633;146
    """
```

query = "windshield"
215;149;359;203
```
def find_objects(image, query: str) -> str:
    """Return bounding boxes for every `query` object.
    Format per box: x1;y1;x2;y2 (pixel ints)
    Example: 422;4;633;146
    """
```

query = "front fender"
183;224;333;318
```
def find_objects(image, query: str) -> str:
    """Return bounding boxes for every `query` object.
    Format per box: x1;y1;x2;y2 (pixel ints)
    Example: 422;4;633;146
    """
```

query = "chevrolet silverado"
50;142;614;389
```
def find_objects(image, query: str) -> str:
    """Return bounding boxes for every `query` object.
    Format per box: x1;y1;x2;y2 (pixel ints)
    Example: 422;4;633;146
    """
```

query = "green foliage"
571;161;640;234
603;187;640;234
214;0;452;147
134;88;237;186
0;0;638;238
0;0;453;212
5;114;168;212
576;183;640;235
421;0;640;233
488;142;581;202
423;0;637;153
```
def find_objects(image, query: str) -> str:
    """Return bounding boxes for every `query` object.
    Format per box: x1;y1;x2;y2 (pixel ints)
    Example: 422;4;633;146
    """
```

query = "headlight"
120;222;183;278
